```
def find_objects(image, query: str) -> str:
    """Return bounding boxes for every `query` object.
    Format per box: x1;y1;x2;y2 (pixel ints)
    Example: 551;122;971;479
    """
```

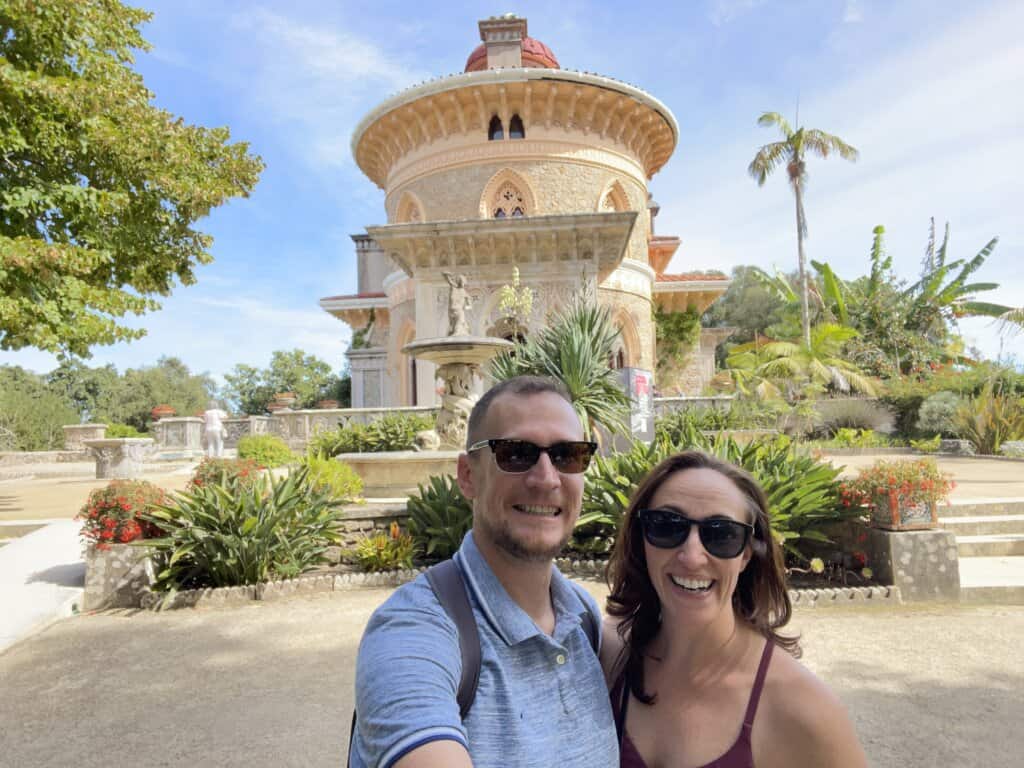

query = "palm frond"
756;111;793;137
748;141;791;186
803;129;860;162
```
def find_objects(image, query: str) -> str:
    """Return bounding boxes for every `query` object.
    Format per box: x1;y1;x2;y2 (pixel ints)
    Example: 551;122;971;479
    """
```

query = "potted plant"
840;458;954;531
150;404;176;421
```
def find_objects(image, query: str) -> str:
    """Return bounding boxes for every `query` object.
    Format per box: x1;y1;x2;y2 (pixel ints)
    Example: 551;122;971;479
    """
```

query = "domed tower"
321;15;729;407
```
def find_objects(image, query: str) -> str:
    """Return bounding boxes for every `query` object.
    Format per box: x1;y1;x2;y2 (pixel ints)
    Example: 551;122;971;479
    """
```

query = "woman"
603;451;867;768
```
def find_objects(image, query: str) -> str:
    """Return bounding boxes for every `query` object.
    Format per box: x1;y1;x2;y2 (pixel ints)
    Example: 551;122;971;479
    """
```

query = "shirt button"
555;654;566;665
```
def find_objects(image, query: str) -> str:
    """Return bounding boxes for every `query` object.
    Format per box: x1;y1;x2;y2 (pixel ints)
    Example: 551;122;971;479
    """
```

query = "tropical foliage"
143;469;345;601
489;297;631;440
748;111;859;347
301;453;363;502
308;412;436;456
236;434;295;468
954;383;1024;455
406;474;473;562
355;524;417;572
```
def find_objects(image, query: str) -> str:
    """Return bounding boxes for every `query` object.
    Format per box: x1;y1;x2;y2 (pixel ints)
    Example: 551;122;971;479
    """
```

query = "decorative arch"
610;307;641;369
479;168;537;219
395;321;418;406
509;114;525;139
597;180;630;213
488;114;504;141
394;191;425;224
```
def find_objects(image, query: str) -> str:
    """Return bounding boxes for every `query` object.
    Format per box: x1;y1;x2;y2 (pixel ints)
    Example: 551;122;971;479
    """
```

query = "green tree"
223;349;343;413
0;365;78;450
489;298;631;440
0;0;263;357
748;112;859;347
116;357;215;430
702;265;788;344
45;358;123;422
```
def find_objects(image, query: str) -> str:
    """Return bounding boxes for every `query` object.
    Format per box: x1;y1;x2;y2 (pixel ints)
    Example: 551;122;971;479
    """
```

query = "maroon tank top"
611;639;774;768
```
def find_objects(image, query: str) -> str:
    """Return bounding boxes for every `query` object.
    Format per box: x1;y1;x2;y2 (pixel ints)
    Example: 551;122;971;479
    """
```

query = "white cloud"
658;1;1024;362
228;8;430;171
842;0;864;23
707;0;766;27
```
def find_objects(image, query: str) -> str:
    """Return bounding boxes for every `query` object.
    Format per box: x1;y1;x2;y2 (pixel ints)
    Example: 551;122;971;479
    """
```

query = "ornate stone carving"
443;272;473;336
434;362;477;448
83;438;154;480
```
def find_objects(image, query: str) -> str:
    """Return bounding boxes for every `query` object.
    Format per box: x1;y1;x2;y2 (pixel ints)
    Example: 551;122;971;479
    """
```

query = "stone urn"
150;404;176;422
316;399;340;409
273;392;297;407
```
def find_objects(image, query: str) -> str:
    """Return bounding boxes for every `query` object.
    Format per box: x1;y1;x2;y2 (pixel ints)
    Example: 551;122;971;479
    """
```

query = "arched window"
493;182;526;218
509;114;525;139
488;115;504;141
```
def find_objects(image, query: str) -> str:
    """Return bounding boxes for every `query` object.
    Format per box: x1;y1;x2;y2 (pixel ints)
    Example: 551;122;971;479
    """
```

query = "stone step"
938;500;1024;518
956;534;1024;557
940;515;1024;536
958;556;1024;605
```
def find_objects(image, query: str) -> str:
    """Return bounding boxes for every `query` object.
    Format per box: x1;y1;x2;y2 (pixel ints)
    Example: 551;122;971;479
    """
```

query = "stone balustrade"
62;423;107;451
152;417;203;456
269;406;439;450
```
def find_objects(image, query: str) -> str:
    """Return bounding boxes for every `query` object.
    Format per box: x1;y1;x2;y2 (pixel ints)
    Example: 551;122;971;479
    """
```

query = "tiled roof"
319;291;386;301
465;37;560;72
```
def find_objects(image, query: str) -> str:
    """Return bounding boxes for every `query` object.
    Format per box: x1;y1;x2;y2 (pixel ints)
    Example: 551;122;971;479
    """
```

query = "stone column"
868;528;961;602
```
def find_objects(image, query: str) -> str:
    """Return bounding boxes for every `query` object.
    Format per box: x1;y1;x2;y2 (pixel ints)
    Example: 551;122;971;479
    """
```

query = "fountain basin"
402;335;513;366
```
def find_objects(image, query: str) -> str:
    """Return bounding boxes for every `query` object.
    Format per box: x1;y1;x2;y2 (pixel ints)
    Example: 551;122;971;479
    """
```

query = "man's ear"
456;453;477;499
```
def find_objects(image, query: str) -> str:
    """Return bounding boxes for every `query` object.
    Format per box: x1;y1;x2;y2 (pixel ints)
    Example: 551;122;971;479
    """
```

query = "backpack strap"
569;581;600;653
426;558;481;720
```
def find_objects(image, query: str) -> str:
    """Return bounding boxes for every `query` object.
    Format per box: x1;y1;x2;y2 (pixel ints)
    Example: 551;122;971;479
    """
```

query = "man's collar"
454;531;590;647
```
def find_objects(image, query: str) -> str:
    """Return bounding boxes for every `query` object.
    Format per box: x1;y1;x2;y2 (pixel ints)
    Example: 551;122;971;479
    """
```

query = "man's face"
457;391;585;563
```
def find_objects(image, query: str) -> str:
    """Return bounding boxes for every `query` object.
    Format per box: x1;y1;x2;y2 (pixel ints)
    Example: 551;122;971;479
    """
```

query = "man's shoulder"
366;571;453;628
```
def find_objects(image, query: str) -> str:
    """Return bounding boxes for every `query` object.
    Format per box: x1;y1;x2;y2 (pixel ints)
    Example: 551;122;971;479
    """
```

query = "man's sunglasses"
467;438;597;474
637;508;754;559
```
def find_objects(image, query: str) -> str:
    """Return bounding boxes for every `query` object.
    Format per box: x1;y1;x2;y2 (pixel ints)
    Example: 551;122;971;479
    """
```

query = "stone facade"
868;528;961;602
320;16;731;406
83;542;155;610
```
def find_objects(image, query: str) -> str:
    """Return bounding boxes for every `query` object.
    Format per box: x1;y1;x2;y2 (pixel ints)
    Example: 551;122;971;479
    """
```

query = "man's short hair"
466;376;574;448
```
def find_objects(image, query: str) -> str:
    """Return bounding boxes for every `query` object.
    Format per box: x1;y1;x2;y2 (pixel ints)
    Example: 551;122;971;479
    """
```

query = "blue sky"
3;0;1022;381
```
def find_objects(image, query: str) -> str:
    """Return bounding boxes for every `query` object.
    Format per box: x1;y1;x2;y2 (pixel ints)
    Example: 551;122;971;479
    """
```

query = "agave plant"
406;474;473;562
141;467;346;605
489;296;631;440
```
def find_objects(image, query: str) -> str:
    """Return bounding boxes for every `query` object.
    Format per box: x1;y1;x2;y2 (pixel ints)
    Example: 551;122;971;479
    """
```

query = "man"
350;376;618;768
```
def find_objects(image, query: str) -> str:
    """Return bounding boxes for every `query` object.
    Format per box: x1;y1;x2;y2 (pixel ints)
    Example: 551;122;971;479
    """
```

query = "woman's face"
641;468;754;628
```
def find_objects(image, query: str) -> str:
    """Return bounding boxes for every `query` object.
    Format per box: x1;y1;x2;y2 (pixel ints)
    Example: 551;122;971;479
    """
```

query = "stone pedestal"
153;417;203;455
83;543;155;610
83;438;154;479
62;424;107;450
868;528;960;602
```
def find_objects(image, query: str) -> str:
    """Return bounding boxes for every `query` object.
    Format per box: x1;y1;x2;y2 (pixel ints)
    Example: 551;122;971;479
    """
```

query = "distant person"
604;451;868;768
202;402;228;458
349;375;617;767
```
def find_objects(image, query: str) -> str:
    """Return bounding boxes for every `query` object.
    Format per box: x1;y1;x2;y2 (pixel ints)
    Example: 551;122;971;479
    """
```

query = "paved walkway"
0;588;1020;768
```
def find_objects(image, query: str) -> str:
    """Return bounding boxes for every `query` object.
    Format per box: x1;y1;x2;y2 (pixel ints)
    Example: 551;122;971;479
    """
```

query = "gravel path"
1;585;1021;768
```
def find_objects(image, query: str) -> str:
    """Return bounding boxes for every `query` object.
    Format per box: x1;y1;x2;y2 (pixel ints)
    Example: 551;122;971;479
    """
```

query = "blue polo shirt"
350;532;618;768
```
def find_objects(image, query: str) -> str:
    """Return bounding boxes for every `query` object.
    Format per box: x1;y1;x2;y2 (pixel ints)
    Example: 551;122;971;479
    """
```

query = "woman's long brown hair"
605;451;799;705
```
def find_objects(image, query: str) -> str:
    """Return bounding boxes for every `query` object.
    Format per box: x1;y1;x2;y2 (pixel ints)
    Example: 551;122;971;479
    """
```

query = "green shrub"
655;400;779;443
915;391;963;438
143;468;345;601
407;474;473;562
189;457;262;491
355;522;417;572
237;434;295;467
813;398;894;437
301;453;363;502
308;412;435;455
955;384;1024;455
813;428;895;449
880;388;927;438
105;423;146;438
910;435;941;453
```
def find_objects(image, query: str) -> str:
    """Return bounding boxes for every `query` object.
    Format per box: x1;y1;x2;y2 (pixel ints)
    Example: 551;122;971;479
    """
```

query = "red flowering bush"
78;480;167;550
840;458;954;512
188;457;263;491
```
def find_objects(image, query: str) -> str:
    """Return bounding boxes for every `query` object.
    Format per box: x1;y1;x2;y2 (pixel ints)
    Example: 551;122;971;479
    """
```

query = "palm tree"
488;296;632;440
749;112;859;347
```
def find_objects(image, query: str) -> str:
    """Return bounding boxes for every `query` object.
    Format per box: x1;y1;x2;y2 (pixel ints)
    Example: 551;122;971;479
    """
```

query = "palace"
320;15;730;408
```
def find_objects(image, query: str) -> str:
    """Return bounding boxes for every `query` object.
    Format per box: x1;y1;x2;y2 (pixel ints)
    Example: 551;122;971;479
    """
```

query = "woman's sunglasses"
467;438;597;474
637;508;754;559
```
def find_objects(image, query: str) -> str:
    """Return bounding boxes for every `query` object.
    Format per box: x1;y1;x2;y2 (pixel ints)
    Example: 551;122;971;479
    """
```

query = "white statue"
443;272;472;336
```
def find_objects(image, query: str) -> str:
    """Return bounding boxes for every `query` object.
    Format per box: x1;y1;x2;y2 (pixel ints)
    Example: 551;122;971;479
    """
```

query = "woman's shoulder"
756;646;867;767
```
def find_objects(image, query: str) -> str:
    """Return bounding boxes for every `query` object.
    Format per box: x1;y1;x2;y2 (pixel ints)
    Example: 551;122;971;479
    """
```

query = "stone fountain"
402;273;513;449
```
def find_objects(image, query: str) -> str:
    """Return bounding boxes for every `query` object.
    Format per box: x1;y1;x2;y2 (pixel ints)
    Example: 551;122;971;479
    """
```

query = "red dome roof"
464;37;560;72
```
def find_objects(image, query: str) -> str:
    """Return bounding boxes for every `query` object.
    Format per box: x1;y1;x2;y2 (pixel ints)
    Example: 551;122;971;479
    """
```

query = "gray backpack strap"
426;558;481;720
570;582;600;653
